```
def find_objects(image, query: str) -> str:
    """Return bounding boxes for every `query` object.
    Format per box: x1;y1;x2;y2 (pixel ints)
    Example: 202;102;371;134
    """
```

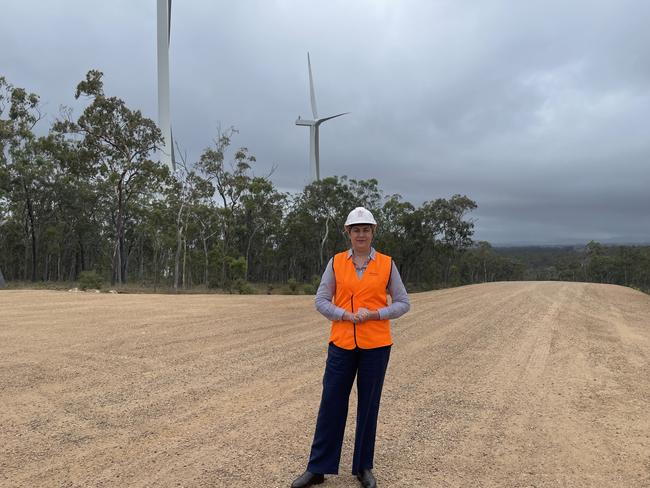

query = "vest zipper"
351;295;358;348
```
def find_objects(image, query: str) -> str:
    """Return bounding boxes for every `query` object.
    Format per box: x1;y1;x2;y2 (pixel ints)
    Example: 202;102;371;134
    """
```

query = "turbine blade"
317;112;349;124
314;126;320;181
157;0;173;171
168;0;172;43
308;52;318;119
170;125;176;171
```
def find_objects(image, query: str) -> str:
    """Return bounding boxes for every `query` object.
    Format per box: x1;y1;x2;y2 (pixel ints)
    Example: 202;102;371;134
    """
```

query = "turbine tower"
157;0;175;171
296;53;348;182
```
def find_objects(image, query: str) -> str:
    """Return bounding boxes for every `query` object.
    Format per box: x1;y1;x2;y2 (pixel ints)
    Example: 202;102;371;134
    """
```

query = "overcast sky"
2;0;649;245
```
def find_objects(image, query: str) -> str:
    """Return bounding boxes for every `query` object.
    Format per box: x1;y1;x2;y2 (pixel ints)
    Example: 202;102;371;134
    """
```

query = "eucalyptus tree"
59;70;168;284
40;126;106;280
239;176;286;281
140;199;177;289
197;128;257;286
476;241;493;282
193;201;221;286
281;177;355;280
167;150;213;290
0;77;49;281
420;194;477;284
0;213;6;287
374;194;417;278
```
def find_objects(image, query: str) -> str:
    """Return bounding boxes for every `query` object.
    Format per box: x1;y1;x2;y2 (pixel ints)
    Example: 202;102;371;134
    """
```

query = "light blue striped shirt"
315;247;410;321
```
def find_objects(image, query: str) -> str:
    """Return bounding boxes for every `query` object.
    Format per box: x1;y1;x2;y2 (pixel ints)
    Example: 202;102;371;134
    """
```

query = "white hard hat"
345;207;377;227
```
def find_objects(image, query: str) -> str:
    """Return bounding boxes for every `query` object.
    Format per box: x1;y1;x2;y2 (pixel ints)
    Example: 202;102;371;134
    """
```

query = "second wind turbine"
296;53;348;182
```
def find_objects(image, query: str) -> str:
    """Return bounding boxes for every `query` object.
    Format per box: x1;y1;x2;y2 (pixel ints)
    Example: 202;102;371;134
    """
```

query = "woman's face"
348;224;374;253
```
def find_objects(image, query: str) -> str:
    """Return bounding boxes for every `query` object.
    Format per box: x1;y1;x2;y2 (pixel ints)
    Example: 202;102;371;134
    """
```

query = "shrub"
207;275;220;289
235;279;255;295
303;283;316;295
78;271;103;291
310;274;321;289
287;278;299;294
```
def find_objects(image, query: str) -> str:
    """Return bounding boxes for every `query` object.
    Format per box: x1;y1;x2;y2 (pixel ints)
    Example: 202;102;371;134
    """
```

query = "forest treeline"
1;71;648;293
495;243;650;292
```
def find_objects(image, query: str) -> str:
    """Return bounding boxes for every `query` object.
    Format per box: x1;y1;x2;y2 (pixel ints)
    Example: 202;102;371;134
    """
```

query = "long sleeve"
377;262;410;320
316;257;410;322
315;258;347;321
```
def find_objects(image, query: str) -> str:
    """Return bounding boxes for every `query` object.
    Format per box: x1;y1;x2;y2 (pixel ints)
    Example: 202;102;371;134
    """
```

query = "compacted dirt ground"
1;281;650;488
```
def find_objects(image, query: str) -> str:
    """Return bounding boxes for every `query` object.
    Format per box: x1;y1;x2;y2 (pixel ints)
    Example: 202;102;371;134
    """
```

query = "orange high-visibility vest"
329;250;393;349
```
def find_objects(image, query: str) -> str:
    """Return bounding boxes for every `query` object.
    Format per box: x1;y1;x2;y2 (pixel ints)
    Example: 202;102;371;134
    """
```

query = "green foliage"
235;279;255;295
300;275;321;295
310;274;321;288
78;271;103;290
287;278;299;294
226;256;247;280
221;256;247;292
302;283;316;295
460;241;525;283
493;243;650;291
63;70;167;285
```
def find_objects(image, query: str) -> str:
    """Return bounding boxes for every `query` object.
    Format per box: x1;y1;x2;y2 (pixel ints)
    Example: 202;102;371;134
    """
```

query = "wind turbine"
157;0;175;171
296;53;348;182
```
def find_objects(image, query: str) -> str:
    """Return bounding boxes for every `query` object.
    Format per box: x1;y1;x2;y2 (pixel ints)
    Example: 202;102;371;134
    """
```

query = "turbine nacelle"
295;116;315;127
295;113;348;127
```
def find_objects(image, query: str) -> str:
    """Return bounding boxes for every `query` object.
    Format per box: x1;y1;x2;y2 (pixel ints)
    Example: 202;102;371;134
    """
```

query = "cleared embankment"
1;282;649;487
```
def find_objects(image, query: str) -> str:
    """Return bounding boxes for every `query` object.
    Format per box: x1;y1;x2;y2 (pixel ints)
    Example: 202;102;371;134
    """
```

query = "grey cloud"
2;0;649;244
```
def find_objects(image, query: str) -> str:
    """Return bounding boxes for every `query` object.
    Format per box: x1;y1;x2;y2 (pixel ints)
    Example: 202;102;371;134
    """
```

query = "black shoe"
357;469;377;488
290;470;325;488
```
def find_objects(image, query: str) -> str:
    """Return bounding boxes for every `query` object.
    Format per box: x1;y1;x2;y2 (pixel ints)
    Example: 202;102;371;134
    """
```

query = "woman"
291;207;411;488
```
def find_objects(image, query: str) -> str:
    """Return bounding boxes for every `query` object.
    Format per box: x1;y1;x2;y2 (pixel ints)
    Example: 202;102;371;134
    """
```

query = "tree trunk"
79;235;86;272
182;237;187;289
24;188;37;282
174;227;183;291
245;225;261;282
221;224;229;287
202;236;209;286
69;255;76;281
0;267;6;288
74;250;80;280
153;243;159;292
319;216;330;272
112;236;120;285
121;231;128;284
113;181;125;285
124;239;136;284
174;201;186;291
139;235;144;282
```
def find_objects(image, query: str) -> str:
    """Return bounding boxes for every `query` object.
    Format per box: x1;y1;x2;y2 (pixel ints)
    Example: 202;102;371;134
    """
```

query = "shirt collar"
347;247;376;261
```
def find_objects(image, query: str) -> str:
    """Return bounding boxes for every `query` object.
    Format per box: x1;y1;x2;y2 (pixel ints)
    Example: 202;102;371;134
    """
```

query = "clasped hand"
344;307;376;323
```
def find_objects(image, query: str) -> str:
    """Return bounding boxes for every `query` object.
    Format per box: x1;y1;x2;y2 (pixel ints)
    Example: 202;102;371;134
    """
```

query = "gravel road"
1;281;649;487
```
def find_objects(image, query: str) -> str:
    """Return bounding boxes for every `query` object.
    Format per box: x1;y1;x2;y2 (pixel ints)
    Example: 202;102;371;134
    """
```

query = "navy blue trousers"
307;342;391;475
